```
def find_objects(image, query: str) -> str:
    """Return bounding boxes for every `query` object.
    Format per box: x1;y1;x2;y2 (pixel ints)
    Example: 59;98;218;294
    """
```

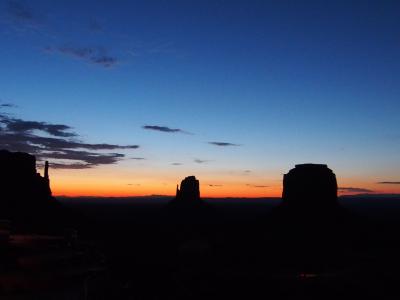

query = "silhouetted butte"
167;176;213;223
0;149;60;229
175;176;201;203
282;163;338;210
272;163;347;226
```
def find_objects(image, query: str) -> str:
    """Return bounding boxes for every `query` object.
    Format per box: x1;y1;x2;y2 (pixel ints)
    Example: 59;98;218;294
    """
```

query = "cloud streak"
208;141;241;147
7;1;38;24
5;0;44;31
338;187;374;193
142;125;190;134
45;46;118;68
1;117;77;137
194;159;209;164
377;181;400;185
246;184;269;188
0;103;17;108
0;111;139;169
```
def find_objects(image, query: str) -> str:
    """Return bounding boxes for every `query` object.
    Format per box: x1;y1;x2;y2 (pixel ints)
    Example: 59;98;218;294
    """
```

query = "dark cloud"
377;181;400;185
244;170;252;173
6;0;43;29
208;142;241;147
37;149;125;165
131;157;145;160
57;46;93;58
7;1;34;21
194;159;209;164
0;103;17;108
127;183;141;186
209;184;223;187
171;162;182;166
45;46;118;68
0;132;138;151
142;125;189;134
49;162;93;169
91;56;117;68
1;117;77;137
0;113;139;169
338;187;374;193
246;184;268;188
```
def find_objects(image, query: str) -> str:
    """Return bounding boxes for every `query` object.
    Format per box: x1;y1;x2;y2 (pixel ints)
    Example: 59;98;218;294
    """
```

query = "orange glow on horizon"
52;180;400;198
46;165;284;198
50;173;282;198
52;183;282;198
46;167;400;198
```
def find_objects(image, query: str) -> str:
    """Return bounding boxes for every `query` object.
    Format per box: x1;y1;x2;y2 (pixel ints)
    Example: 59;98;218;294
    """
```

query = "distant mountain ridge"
56;194;400;203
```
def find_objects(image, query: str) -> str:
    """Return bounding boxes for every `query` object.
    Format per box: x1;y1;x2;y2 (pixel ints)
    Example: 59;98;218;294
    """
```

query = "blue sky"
1;0;400;196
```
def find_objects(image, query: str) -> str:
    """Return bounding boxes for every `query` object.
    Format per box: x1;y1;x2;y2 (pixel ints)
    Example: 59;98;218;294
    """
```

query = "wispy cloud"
4;0;46;33
246;184;268;188
194;159;209;164
1;117;77;137
6;1;41;26
377;181;400;185
131;157;145;160
0;103;17;108
209;184;223;187
45;46;118;68
142;125;190;134
208;141;241;147
338;187;374;193
49;162;100;170
125;40;178;58
171;162;183;166
0;110;139;169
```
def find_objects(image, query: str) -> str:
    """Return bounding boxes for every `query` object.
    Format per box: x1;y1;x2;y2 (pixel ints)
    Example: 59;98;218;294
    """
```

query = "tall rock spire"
44;161;49;179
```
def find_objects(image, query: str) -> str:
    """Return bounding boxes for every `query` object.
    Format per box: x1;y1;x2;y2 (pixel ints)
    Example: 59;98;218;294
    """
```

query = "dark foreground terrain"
40;195;399;300
2;195;400;299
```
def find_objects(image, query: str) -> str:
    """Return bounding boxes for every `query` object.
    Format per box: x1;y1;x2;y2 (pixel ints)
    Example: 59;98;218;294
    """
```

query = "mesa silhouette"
282;163;338;209
272;163;350;233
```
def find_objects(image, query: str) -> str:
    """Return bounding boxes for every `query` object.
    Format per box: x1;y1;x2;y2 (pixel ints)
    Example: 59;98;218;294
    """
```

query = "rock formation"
282;163;338;210
167;176;213;224
0;149;56;225
175;176;201;204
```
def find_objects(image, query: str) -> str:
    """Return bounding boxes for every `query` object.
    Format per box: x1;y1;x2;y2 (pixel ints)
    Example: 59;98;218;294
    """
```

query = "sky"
1;0;400;197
